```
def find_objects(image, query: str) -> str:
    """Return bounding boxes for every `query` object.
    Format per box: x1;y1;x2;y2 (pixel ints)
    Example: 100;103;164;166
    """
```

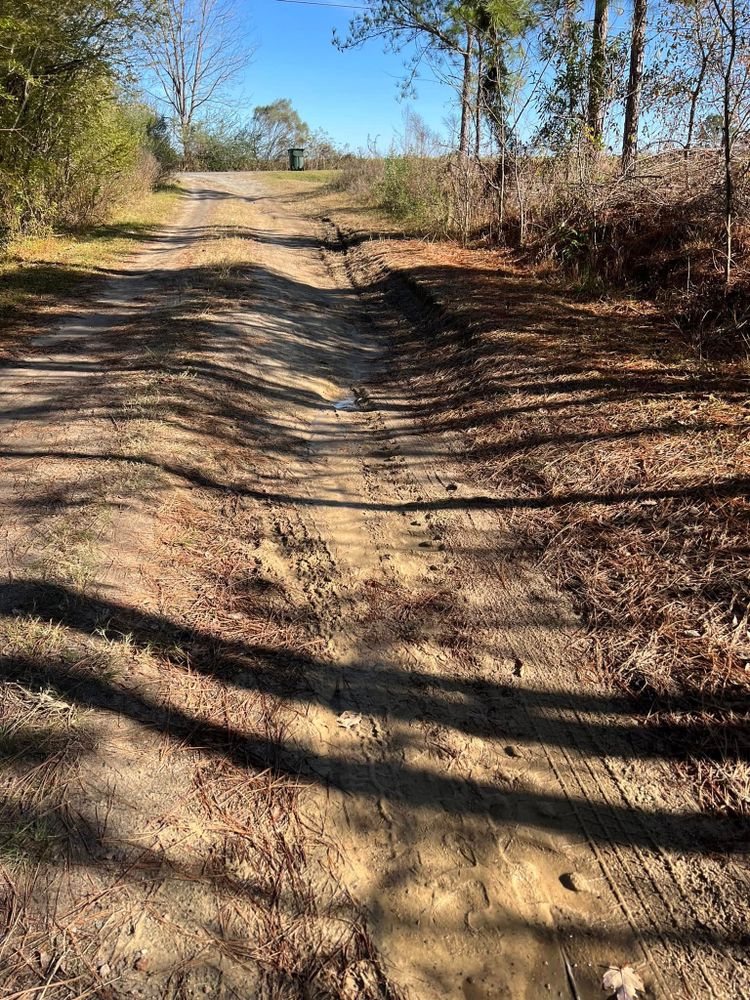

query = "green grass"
261;169;340;184
0;184;186;347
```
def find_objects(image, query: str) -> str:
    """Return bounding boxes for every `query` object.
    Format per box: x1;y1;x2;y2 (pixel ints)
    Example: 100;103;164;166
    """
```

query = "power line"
274;0;368;8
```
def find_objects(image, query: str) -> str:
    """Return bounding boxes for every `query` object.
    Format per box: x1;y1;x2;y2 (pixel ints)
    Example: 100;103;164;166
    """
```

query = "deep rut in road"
0;172;747;1000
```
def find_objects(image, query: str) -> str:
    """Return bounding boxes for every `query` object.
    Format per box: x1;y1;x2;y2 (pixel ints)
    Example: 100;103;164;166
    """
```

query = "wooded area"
334;0;750;349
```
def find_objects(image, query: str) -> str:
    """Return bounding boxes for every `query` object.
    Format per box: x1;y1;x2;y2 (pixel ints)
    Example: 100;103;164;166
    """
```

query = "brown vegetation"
336;148;750;356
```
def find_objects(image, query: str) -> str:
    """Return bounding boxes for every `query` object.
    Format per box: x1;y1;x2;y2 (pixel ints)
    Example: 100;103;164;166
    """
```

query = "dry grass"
332;149;750;354
417;257;748;815
0;185;184;358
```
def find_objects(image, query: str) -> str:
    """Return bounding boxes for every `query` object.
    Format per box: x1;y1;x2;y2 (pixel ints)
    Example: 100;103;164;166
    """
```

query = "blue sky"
230;0;455;150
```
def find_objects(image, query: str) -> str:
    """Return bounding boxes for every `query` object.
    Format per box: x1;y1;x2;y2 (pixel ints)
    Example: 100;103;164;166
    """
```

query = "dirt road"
0;172;747;999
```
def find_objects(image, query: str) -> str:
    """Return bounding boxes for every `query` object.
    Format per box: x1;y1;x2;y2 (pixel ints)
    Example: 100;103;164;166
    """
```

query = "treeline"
184;100;349;172
0;1;178;234
339;0;748;190
338;0;750;333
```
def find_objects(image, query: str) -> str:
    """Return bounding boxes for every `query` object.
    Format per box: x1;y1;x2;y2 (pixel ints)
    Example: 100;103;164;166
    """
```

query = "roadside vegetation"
335;0;750;353
321;1;750;817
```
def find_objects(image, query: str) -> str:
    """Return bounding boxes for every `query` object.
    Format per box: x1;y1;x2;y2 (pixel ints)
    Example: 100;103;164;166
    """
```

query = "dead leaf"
602;965;645;1000
337;711;362;730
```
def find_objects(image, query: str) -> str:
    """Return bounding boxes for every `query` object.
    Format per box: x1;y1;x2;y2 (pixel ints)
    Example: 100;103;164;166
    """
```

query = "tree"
707;0;750;281
0;0;152;231
336;1;472;153
535;0;588;152
336;0;530;156
587;0;609;145
140;0;252;164
621;0;648;171
246;99;310;162
173;101;340;170
651;0;718;158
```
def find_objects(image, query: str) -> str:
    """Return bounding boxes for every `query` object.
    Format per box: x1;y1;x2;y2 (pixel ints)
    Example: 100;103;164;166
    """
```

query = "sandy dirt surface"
0;172;747;999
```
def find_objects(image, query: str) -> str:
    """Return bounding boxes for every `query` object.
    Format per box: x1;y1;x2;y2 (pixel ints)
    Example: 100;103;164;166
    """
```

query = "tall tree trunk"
459;24;475;156
587;0;609;147
722;0;737;283
621;0;647;172
180;120;191;167
474;37;483;160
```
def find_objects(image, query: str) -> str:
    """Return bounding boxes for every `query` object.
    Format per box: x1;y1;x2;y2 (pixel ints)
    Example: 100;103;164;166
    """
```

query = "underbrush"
336;155;492;242
337;150;750;357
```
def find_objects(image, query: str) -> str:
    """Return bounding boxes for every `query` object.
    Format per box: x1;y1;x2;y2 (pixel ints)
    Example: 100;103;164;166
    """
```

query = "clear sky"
230;0;455;151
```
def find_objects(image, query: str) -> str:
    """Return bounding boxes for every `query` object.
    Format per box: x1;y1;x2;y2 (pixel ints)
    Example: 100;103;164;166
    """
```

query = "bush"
337;154;493;243
0;90;176;235
0;1;174;238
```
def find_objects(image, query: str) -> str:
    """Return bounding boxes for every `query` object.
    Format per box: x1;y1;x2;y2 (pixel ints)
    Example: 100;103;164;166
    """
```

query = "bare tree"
141;0;252;164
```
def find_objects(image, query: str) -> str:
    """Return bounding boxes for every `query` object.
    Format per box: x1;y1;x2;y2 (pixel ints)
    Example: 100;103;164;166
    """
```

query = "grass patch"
261;169;340;185
0;184;185;353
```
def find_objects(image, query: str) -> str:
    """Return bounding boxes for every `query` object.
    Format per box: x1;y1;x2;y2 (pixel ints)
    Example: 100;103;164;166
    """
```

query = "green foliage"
535;3;589;151
182;100;309;170
247;99;310;162
182;101;346;170
336;0;533;109
0;0;166;235
144;113;182;179
186;119;255;170
377;156;448;230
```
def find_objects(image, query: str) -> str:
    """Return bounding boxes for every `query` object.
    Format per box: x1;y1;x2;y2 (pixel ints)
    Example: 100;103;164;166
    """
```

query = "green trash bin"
288;147;305;171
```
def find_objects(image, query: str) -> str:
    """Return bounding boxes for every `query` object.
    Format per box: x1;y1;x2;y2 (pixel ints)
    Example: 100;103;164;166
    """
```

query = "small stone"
560;871;590;893
98;963;111;978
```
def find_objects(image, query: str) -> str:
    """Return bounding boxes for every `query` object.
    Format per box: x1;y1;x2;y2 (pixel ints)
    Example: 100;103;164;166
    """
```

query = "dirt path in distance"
0;172;747;1000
